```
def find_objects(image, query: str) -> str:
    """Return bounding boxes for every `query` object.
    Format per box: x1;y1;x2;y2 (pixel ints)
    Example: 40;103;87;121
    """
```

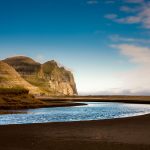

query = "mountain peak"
3;55;40;65
0;61;41;94
2;56;77;96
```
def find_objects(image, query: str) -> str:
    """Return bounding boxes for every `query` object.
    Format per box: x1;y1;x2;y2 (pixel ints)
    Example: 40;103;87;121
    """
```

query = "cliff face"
3;56;77;96
39;60;77;95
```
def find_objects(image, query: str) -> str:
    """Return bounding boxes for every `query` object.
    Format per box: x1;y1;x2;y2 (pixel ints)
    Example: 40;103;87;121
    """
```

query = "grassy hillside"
0;61;42;95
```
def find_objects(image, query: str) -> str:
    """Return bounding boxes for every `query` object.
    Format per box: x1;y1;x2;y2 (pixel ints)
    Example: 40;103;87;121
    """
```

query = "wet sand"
0;114;150;150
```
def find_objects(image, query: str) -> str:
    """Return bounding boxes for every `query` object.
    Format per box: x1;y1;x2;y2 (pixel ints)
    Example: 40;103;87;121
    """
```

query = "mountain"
0;61;41;95
3;56;77;96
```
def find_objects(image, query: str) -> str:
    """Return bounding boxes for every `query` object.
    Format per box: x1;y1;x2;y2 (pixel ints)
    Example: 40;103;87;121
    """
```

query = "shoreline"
0;113;150;150
1;97;150;150
1;98;150;149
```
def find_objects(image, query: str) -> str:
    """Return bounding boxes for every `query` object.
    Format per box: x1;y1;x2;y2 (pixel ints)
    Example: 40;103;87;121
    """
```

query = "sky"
1;0;150;95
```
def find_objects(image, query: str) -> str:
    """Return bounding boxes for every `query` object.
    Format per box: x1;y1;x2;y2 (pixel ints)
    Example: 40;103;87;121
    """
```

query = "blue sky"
1;0;150;95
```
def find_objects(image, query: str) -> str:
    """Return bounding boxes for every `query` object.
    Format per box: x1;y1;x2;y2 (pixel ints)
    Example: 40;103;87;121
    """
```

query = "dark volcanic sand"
0;114;150;150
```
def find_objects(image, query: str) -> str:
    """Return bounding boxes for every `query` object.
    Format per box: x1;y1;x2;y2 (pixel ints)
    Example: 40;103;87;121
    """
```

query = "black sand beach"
0;98;150;150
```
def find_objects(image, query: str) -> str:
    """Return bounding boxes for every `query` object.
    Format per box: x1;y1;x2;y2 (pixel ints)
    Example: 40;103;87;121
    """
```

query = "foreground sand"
0;114;150;150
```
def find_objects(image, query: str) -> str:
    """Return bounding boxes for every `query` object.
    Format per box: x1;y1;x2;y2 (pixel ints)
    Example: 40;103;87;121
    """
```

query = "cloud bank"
112;44;150;95
105;0;150;29
109;34;150;44
86;0;99;5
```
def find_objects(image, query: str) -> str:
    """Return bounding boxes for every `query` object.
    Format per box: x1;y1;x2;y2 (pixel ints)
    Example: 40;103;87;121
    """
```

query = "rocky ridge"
3;56;77;96
0;61;41;95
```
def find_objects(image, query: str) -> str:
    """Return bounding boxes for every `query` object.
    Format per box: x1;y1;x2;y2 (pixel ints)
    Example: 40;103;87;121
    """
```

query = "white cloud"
105;0;115;4
113;44;150;64
120;6;137;13
105;1;150;29
104;14;118;19
125;0;144;3
109;34;150;44
87;0;99;5
120;5;141;13
116;16;141;24
112;44;150;95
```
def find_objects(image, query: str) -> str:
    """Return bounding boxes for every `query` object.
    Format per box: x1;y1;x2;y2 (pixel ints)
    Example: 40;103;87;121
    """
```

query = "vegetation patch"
0;88;48;110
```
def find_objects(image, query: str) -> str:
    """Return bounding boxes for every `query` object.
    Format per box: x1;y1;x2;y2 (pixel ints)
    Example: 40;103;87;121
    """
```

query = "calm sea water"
0;102;150;125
